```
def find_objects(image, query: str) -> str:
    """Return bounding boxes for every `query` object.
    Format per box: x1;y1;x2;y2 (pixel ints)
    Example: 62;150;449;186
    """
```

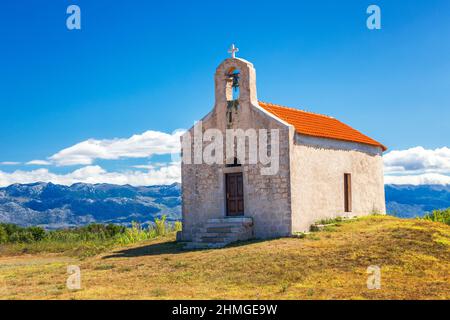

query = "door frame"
225;172;245;217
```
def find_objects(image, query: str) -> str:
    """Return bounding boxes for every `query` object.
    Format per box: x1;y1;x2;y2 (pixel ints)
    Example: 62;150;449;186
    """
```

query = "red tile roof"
259;102;387;151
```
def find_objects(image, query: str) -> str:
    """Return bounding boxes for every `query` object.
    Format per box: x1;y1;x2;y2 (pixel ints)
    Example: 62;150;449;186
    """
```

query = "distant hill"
385;184;450;218
0;182;181;229
1;182;449;228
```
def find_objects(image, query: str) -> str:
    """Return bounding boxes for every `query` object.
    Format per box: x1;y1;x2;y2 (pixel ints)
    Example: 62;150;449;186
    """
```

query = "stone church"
180;46;386;248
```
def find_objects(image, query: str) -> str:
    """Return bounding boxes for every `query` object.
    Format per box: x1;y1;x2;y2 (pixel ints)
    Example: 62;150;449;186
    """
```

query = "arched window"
226;69;240;125
226;69;240;104
231;69;240;101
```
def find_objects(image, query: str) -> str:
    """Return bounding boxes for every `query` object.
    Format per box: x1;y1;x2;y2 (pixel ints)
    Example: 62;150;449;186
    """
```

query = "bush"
0;223;21;236
27;226;46;241
116;222;156;245
174;221;182;232
0;226;8;243
0;224;45;243
9;231;35;243
115;217;182;245
44;224;127;242
0;218;183;256
154;216;167;236
422;208;450;225
82;224;126;238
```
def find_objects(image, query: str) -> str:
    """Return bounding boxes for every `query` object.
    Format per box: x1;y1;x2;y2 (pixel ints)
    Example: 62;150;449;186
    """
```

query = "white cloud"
384;173;450;186
0;163;181;187
6;141;449;186
132;162;172;170
0;129;186;187
26;160;52;166
384;147;450;174
384;147;450;185
0;162;20;165
48;130;185;166
132;164;156;170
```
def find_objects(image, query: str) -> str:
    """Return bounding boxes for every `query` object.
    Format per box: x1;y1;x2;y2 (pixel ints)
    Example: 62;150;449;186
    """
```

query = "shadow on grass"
103;238;270;259
103;241;186;258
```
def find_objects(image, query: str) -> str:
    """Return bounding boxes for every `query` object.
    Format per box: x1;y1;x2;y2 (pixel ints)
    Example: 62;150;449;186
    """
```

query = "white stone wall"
290;134;386;232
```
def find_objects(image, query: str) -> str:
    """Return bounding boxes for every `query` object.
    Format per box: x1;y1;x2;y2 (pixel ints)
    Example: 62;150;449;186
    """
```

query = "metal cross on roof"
228;44;239;58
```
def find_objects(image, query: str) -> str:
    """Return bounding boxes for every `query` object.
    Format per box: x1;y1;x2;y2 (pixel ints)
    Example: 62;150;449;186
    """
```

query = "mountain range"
0;182;449;228
0;182;181;229
385;184;450;218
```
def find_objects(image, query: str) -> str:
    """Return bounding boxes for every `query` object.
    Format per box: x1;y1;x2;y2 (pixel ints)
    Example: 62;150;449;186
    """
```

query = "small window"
227;109;233;124
344;173;352;212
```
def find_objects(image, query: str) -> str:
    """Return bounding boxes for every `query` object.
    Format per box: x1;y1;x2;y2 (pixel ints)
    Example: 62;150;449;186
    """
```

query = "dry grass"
0;215;449;300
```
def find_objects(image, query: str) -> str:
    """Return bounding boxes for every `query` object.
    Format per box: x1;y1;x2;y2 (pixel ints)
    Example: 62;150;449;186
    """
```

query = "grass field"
0;215;449;300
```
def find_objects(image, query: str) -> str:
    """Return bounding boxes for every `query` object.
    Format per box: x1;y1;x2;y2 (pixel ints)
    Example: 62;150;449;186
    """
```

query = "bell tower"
213;45;258;129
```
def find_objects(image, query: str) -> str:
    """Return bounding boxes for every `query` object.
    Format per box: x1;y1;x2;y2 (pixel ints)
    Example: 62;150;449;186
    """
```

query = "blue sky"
0;0;449;186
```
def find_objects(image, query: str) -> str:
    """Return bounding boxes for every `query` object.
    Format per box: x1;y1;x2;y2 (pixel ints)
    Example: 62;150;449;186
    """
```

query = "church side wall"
290;134;386;232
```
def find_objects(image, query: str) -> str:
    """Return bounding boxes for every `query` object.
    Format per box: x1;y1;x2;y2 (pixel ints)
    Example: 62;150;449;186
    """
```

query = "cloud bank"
2;135;449;187
0;129;185;187
48;130;184;166
0;163;181;187
384;173;450;185
384;147;450;185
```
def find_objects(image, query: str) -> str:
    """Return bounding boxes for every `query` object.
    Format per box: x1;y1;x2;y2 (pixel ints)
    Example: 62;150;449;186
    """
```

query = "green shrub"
0;223;21;236
9;231;35;243
116;222;157;245
154;215;167;236
0;224;45;243
317;217;343;225
83;224;126;238
0;218;180;256
44;224;127;242
27;226;46;241
174;221;182;232
422;208;450;225
0;226;8;243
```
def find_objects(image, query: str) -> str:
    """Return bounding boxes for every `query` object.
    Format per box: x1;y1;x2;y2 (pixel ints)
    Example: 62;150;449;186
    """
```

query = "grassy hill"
0;215;449;300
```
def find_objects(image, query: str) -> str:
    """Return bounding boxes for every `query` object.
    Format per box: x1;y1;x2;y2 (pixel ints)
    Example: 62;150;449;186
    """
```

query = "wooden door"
226;173;244;216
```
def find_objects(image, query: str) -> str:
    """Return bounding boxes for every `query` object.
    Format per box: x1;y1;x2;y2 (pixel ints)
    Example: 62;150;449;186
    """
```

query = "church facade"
180;50;386;246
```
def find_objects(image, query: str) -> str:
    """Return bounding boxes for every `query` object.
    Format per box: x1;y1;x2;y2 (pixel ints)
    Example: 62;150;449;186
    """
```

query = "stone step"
194;231;253;241
200;232;241;238
185;216;254;249
199;233;252;242
197;232;237;238
184;242;228;250
195;233;239;241
207;217;253;224
200;237;231;243
203;222;248;229
203;226;245;233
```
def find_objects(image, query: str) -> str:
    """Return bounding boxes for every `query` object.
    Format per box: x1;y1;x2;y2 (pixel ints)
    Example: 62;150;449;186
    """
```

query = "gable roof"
259;102;387;151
